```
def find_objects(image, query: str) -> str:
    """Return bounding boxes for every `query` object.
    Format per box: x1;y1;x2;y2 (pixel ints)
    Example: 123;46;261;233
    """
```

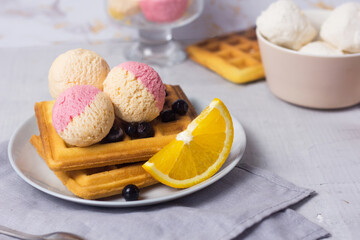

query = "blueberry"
125;122;154;139
160;109;176;122
102;124;124;143
122;184;139;201
172;99;189;116
125;123;138;138
137;122;154;138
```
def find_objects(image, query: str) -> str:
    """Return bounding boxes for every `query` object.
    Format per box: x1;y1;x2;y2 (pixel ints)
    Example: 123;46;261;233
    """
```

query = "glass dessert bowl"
106;0;204;66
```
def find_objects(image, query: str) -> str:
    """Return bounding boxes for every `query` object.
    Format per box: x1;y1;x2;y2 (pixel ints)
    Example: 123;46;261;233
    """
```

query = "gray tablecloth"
0;141;329;240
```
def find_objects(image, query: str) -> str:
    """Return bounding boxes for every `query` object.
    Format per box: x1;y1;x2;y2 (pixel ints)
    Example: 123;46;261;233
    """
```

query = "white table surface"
0;42;359;239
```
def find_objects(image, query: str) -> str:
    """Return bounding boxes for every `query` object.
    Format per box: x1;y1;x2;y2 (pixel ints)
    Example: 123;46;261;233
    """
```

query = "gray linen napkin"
0;141;329;240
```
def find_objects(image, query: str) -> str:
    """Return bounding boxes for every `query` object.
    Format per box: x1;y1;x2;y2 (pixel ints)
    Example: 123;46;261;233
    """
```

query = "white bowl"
257;9;360;109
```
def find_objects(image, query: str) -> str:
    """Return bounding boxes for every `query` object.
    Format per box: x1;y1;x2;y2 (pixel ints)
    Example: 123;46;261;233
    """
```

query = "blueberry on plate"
122;184;140;201
172;99;189;116
160;109;176;122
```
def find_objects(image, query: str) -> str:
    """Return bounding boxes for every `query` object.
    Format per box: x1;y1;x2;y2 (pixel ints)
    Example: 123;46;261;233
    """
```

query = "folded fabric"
0;141;329;240
238;209;329;240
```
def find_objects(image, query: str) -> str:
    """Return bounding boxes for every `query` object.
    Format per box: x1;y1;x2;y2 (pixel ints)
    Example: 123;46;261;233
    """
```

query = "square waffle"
30;135;157;199
34;85;197;171
186;27;265;84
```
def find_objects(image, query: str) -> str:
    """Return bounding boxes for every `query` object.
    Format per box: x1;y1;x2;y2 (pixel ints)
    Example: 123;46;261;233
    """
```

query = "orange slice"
143;98;234;188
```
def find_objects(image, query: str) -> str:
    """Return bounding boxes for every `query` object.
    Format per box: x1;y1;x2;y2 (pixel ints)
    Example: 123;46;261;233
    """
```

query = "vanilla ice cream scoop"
52;85;115;147
48;48;110;98
103;62;166;122
299;41;344;56
108;0;140;20
320;2;360;53
256;0;317;50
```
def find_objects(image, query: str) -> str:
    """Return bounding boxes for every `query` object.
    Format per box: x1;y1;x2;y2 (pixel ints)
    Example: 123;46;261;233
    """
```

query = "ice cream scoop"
256;0;317;50
103;61;166;122
299;41;344;56
139;0;188;23
48;48;110;99
52;85;115;147
108;0;140;20
320;2;360;53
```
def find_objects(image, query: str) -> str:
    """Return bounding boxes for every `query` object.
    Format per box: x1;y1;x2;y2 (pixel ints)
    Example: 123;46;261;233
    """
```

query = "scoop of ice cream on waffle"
103;61;166;122
52;85;115;147
48;48;110;98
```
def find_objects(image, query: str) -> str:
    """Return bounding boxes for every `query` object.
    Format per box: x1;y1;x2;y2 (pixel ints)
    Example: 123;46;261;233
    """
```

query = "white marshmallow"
299;41;344;56
256;0;317;50
320;2;360;53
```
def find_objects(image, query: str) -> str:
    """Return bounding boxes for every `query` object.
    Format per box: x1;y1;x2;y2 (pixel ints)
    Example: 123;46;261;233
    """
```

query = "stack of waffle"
186;27;265;84
30;85;197;199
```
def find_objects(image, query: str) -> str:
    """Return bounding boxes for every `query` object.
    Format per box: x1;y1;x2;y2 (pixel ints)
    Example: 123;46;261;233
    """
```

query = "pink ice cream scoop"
52;85;115;147
139;0;188;23
103;61;166;122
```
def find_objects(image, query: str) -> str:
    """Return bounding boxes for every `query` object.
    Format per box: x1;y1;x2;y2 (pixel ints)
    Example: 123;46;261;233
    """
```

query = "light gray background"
0;0;359;239
0;0;351;47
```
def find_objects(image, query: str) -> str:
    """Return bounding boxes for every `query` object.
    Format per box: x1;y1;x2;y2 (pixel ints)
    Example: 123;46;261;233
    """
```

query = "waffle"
34;85;197;171
30;135;157;199
186;27;265;84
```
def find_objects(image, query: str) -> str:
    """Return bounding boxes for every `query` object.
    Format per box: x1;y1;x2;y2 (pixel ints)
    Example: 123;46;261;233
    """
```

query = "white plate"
8;103;246;207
